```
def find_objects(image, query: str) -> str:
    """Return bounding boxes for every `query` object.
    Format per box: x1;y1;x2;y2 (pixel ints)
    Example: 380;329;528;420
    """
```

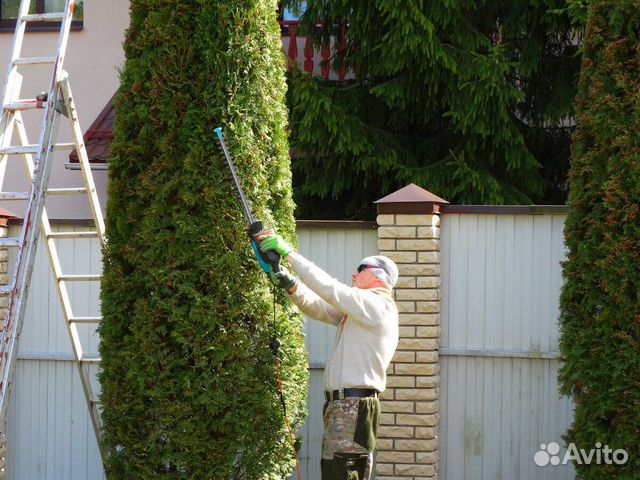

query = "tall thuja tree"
99;1;307;478
284;0;582;219
559;0;640;478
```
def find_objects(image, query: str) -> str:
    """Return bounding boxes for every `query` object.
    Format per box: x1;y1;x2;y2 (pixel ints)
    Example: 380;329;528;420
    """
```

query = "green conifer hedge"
559;1;640;477
99;2;308;478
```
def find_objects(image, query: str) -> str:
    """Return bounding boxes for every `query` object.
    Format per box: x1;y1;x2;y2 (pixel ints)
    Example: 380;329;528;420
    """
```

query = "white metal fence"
291;226;380;479
439;213;574;480
7;227;104;480
7;225;102;480
6;215;574;479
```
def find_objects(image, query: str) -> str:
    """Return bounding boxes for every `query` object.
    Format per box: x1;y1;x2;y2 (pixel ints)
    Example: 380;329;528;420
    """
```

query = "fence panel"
7;225;103;480
291;226;379;480
439;213;574;480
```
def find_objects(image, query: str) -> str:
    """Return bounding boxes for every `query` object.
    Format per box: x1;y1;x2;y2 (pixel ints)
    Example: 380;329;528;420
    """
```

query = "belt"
325;388;378;401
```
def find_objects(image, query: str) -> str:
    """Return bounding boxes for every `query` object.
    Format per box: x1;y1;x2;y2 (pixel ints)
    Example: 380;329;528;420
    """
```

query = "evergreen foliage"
284;0;582;219
99;2;308;478
559;0;640;477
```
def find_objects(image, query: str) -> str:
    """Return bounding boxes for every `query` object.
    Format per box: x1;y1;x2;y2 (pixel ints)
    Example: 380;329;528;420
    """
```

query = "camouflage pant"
321;397;380;480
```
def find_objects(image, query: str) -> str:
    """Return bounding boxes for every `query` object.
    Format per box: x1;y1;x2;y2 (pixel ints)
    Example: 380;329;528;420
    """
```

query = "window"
281;2;306;22
0;0;83;32
279;1;306;36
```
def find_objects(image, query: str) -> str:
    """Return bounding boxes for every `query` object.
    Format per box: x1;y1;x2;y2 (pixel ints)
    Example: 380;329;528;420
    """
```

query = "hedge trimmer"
214;127;282;276
213;127;301;479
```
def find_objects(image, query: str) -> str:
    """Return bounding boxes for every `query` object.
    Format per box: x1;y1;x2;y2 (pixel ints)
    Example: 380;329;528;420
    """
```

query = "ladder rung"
90;400;101;406
0;143;74;155
0;192;30;200
22;12;66;22
13;56;57;66
0;285;14;294
0;145;38;155
58;274;102;282
69;316;102;324
80;356;101;364
48;231;99;239
0;238;20;247
3;100;46;111
47;187;86;195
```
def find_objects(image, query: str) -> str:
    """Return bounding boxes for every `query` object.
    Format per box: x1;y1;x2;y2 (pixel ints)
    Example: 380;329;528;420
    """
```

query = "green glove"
268;269;298;291
260;235;294;257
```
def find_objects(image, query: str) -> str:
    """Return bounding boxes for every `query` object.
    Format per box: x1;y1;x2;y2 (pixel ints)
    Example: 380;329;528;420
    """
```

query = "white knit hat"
359;255;399;288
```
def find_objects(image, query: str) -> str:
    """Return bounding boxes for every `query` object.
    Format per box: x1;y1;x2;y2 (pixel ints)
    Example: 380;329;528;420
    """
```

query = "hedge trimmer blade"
214;127;256;226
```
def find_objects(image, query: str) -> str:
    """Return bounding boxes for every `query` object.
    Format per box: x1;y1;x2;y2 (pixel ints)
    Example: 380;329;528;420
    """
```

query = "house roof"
0;206;22;226
69;92;116;163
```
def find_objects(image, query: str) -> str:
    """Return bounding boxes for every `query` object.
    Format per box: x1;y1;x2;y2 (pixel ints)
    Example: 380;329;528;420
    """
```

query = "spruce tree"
284;0;582;219
559;0;640;478
99;2;308;478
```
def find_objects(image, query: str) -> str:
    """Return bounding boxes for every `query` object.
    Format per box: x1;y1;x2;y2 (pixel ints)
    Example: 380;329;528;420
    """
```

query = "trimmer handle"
249;221;281;274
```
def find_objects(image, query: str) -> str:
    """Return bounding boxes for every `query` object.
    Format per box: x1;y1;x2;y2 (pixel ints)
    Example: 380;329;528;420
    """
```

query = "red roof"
0;207;21;226
69;92;116;163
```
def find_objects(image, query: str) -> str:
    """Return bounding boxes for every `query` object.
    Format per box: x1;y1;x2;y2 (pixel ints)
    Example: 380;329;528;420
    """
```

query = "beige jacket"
287;252;398;392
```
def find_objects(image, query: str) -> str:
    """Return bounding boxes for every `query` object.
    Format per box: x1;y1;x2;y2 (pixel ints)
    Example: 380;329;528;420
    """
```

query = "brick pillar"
0;224;8;330
374;184;448;480
0;210;19;480
0;222;9;480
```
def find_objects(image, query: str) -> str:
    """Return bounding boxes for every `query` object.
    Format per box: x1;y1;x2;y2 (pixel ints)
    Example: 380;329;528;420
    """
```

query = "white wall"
0;1;129;221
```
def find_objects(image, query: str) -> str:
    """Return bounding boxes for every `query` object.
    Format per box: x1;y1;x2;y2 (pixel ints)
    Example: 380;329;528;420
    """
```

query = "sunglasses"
357;264;377;273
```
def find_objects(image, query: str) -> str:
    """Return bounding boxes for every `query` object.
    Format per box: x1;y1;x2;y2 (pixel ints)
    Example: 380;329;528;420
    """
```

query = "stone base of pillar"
0;223;9;480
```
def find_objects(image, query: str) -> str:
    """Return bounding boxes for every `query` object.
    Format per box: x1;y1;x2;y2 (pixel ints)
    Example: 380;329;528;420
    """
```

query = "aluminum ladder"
0;0;107;462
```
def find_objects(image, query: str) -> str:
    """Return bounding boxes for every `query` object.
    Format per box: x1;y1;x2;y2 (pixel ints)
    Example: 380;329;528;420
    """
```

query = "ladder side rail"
80;362;104;457
41;222;104;453
47;0;77;97
15;93;106;458
14;102;90;365
48;241;105;455
0;0;31;107
59;76;106;246
0;74;23;190
0;84;62;421
0;109;30;393
0;113;17;191
0;108;31;416
15;111;74;319
32;0;74;171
